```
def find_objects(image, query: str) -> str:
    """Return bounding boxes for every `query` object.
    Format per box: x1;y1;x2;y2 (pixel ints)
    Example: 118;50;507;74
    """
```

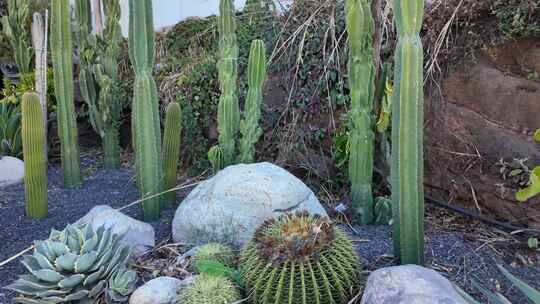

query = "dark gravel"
0;156;175;303
0;155;538;303
351;224;540;303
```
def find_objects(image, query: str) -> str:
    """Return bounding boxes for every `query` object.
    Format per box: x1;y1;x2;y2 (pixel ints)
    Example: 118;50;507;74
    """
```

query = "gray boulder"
77;205;155;257
172;162;327;247
0;156;24;188
129;276;196;304
361;265;467;304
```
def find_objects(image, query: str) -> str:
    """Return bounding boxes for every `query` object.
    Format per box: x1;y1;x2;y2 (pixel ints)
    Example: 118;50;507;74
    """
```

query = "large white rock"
77;205;155;257
0;156;24;188
129;276;195;304
361;265;467;304
172;162;327;247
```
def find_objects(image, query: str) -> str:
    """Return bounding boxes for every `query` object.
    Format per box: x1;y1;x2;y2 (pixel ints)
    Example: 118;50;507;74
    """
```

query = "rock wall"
425;38;540;228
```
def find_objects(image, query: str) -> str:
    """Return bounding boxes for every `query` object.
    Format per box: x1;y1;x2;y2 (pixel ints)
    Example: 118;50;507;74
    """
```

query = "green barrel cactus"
6;223;137;303
241;211;361;304
129;0;163;220
162;102;182;206
177;274;241;304
21;92;48;219
391;0;425;265
2;0;31;74
192;243;236;270
216;0;240;169
51;0;82;188
345;0;376;224
239;39;267;164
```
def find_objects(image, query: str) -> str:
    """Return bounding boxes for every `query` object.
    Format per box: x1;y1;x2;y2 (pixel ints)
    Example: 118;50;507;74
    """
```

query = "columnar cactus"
162;102;182;206
345;0;376;224
21;92;47;219
76;0;123;169
50;0;82;188
31;11;48;160
391;0;425;265
2;0;31;74
129;0;163;220
239;39;266;163
216;0;240;168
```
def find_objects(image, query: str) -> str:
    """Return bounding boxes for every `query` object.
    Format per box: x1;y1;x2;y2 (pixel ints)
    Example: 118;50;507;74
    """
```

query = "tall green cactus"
21;92;47;219
129;0;163;221
31;11;48;161
2;0;31;75
216;0;240;168
51;0;82;188
162;102;182;206
345;0;376;224
391;0;425;265
239;40;266;163
76;0;122;169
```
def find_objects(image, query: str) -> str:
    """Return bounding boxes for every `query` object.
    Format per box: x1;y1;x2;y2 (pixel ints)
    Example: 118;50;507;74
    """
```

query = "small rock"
361;265;467;304
77;205;155;257
129;276;195;304
0;156;24;188
172;162;328;248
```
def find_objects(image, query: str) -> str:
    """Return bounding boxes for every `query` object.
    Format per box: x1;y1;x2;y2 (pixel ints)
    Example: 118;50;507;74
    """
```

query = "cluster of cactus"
239;40;267;164
214;0;241;169
30;11;48;159
6;223;137;303
76;0;123;169
345;0;376;225
21;92;47;219
212;0;268;170
177;274;241;304
2;0;31;74
162;102;183;206
129;0;164;220
391;0;426;265
50;0;81;188
241;211;361;304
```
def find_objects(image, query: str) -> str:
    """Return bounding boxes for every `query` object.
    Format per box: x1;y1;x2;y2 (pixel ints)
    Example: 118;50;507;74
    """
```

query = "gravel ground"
0;156;175;303
0;155;538;303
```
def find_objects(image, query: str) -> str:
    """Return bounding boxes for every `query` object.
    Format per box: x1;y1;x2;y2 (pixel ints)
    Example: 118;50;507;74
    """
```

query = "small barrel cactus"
241;211;361;304
178;274;241;304
6;223;137;303
192;243;236;269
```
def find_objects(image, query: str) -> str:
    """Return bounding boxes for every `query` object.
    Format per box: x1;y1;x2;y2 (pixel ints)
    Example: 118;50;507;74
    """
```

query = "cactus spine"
2;0;31;75
129;0;163;220
162;102;182;206
239;40;266;163
31;11;48;160
391;0;425;265
22;92;47;218
216;0;240;169
345;0;376;224
51;0;82;188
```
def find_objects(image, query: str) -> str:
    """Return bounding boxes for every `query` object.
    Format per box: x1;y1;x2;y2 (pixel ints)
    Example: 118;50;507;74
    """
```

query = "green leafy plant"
241;211;361;304
215;0;241;169
21;92;47;219
391;0;426;265
177;274;241;304
374;196;392;225
129;0;163;220
239;39;266;163
6;223;137;303
460;265;540;304
345;0;376;224
51;0;81;188
162;102;182;206
0;101;22;157
516;130;540;202
2;0;32;74
105;267;138;303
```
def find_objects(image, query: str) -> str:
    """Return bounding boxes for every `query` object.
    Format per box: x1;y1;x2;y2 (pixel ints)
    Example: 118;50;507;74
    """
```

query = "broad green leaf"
516;167;540;202
534;129;540;142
